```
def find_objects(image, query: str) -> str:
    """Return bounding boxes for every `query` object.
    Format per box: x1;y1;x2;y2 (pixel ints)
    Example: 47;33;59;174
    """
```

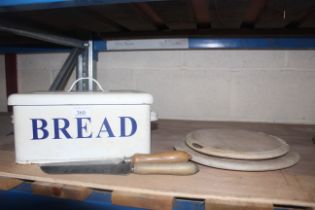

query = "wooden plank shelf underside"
0;113;314;208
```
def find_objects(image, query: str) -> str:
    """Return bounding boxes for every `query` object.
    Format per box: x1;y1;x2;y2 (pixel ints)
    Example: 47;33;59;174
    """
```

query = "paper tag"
73;107;91;117
107;39;189;50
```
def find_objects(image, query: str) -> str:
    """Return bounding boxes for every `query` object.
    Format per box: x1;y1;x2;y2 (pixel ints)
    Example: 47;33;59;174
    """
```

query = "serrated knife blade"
39;151;199;175
41;161;132;174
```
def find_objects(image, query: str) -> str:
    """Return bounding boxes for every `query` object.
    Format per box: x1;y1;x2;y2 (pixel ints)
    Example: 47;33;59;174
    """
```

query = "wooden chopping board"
185;129;290;160
174;141;300;171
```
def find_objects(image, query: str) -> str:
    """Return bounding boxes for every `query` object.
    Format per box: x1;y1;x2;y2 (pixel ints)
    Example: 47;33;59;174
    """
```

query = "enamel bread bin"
8;91;153;164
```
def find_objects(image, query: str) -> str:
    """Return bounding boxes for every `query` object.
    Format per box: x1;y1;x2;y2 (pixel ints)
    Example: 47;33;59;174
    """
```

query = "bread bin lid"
8;91;153;106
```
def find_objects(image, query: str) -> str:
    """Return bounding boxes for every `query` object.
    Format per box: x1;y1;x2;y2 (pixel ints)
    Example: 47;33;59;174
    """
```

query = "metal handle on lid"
68;77;104;92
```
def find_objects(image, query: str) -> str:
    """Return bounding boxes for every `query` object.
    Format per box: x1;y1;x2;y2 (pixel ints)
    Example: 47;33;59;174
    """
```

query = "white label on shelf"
107;39;189;50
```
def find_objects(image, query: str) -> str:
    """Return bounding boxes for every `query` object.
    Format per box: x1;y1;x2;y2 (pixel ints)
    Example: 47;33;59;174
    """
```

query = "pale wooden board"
112;190;173;210
185;129;290;160
175;141;300;171
0;177;22;190
0;115;314;208
32;181;91;201
205;198;274;210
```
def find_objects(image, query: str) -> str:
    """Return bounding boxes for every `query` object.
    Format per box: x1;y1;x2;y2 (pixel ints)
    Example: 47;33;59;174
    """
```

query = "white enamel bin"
8;91;153;164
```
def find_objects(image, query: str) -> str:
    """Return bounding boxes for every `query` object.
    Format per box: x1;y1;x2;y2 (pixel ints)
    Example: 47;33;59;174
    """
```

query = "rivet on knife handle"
131;151;191;164
133;162;199;175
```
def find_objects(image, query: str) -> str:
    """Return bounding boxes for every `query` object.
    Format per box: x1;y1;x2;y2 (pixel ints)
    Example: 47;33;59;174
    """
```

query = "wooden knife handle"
133;162;199;175
131;151;191;164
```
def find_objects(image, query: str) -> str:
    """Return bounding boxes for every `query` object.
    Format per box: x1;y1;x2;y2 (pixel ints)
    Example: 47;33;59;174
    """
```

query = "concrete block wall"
96;50;315;124
1;50;315;124
16;53;70;92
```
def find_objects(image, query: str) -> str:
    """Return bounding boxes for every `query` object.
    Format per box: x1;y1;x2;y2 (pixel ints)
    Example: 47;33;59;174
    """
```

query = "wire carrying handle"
68;77;105;92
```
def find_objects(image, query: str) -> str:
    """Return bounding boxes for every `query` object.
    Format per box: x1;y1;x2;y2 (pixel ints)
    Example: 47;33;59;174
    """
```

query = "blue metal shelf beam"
0;182;205;210
0;0;164;12
0;46;71;54
0;183;307;209
189;38;315;49
1;37;315;54
96;37;315;52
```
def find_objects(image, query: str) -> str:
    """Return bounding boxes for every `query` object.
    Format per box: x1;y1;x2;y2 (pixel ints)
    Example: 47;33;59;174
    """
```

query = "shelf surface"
0;113;314;207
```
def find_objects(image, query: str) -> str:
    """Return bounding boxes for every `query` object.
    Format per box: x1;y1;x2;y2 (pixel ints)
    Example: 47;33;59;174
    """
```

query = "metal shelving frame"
0;1;315;209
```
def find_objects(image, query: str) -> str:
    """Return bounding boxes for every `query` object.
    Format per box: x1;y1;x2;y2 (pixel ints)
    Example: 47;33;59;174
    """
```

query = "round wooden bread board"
174;141;300;171
185;129;290;160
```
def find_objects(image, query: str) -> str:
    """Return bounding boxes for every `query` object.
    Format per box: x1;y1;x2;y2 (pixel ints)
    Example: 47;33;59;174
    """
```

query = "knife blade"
40;151;199;175
40;161;198;175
